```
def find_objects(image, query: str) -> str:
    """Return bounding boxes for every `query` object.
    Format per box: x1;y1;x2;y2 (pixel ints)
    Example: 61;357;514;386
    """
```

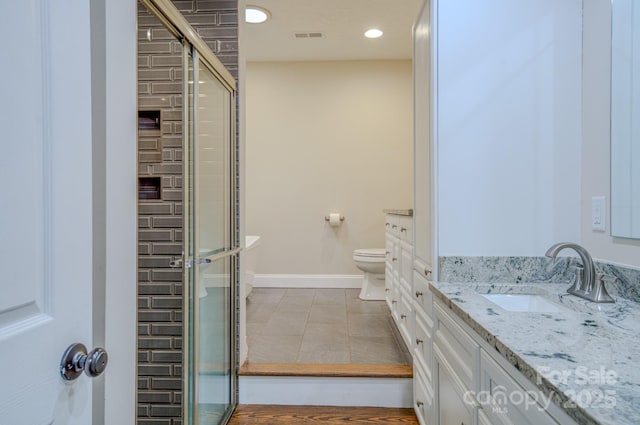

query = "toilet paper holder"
324;215;345;222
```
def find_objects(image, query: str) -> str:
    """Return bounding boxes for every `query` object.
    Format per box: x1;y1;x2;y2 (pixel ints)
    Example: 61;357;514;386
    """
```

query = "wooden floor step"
228;404;419;424
239;362;413;378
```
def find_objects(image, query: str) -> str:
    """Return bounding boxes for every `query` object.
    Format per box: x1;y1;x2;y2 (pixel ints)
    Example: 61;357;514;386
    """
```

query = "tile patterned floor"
246;288;410;365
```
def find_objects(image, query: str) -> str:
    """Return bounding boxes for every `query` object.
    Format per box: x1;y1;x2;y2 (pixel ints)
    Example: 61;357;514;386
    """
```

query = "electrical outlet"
592;196;606;232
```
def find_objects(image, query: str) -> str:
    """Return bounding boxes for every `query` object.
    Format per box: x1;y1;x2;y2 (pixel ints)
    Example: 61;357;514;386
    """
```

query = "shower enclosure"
138;1;238;424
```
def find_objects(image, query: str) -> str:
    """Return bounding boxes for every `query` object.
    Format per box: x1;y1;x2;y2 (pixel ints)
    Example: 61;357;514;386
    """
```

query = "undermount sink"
481;294;567;313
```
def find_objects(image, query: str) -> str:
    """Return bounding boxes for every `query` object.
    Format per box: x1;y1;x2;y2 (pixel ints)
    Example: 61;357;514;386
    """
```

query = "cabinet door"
479;351;561;425
413;0;433;269
438;358;474;425
414;309;433;382
414;363;435;425
400;240;414;292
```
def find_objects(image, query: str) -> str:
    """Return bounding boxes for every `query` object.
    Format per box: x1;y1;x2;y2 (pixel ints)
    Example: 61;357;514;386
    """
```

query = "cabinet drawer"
412;270;432;315
414;362;434;425
391;255;400;279
413;257;433;282
480;350;560;425
414;310;433;382
398;290;413;347
385;238;399;273
386;215;400;237
384;271;393;310
398;216;413;243
399;270;411;296
434;301;478;390
385;235;394;260
400;241;413;291
388;278;400;317
385;264;393;291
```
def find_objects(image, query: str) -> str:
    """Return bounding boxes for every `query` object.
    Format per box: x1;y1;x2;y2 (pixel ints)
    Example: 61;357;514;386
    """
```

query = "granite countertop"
383;209;413;216
430;281;640;425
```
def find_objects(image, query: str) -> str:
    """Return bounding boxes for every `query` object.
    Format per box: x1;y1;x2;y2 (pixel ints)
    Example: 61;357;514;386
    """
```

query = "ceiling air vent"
294;32;324;39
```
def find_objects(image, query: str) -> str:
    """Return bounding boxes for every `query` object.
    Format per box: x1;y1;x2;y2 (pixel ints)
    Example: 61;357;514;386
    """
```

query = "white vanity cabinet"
410;0;582;421
384;212;414;350
430;297;577;425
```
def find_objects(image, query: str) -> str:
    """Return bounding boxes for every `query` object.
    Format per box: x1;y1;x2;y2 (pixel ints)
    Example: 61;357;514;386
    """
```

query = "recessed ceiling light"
364;29;383;39
245;6;270;24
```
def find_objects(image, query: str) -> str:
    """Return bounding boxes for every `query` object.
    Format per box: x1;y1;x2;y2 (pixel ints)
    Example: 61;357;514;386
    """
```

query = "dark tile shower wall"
137;1;238;424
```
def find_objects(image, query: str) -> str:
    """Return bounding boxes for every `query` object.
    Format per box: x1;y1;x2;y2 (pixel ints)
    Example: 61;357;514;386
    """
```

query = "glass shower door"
185;50;237;425
138;2;238;424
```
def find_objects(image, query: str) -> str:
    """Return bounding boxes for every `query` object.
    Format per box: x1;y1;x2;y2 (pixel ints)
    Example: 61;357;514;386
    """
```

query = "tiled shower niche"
137;1;238;424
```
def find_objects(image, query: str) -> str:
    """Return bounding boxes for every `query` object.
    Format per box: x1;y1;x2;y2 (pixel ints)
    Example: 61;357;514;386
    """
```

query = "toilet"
353;248;386;300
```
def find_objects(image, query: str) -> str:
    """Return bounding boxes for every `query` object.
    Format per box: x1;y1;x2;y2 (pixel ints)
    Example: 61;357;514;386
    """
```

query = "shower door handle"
196;258;212;264
171;257;210;269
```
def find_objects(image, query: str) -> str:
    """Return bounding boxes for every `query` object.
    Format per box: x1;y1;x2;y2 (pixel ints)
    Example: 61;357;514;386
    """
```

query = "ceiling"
242;0;422;62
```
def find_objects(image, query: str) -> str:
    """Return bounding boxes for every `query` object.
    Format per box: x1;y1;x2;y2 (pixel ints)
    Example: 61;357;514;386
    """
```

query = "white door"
0;1;97;423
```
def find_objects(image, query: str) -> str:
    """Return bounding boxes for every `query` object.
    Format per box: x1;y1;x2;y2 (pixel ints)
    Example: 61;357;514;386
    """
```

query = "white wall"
581;0;640;267
90;0;137;422
436;0;583;256
246;60;413;275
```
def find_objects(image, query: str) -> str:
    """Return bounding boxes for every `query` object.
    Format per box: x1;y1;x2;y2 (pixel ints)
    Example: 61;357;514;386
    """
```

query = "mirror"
611;0;640;238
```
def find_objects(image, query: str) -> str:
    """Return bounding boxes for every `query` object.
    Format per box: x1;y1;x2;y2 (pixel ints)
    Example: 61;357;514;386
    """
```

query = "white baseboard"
239;375;413;407
254;274;363;289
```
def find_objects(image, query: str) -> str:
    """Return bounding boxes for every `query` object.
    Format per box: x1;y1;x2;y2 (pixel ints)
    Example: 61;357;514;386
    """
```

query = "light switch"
592;196;606;232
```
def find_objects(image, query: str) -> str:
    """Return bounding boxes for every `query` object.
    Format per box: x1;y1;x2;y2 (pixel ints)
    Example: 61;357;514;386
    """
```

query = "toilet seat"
353;248;386;262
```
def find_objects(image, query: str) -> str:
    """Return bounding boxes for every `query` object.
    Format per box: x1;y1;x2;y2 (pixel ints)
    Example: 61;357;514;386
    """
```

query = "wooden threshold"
228;404;419;424
239;361;413;378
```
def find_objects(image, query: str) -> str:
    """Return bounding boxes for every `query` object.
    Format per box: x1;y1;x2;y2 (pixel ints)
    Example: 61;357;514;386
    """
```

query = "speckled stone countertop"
430;281;640;425
383;209;413;216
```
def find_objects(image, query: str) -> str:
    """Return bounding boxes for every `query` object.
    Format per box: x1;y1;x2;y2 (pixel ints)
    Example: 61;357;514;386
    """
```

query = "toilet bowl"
353;248;386;300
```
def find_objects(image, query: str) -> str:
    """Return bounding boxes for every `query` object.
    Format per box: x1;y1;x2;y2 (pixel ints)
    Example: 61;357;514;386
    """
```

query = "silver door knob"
60;343;108;381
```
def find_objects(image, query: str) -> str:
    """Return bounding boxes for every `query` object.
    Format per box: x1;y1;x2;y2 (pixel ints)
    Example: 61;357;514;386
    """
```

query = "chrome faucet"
545;242;615;303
